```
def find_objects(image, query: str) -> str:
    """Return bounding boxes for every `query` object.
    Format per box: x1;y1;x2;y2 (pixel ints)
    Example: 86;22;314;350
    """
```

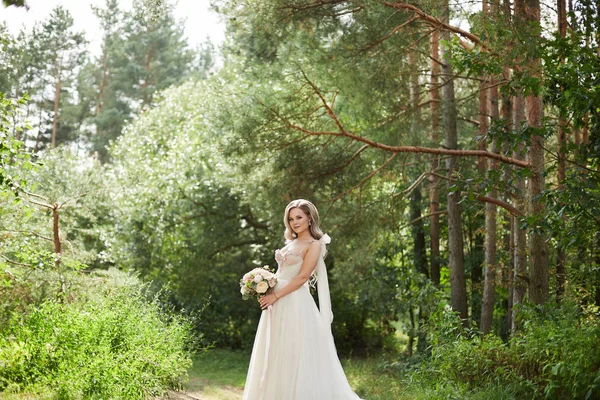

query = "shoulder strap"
296;239;317;255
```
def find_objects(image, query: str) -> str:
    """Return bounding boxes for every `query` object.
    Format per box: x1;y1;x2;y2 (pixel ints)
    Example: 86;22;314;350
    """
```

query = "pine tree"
85;0;200;160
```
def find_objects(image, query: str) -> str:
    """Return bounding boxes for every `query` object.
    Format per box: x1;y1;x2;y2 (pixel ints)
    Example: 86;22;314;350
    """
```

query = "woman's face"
288;207;310;237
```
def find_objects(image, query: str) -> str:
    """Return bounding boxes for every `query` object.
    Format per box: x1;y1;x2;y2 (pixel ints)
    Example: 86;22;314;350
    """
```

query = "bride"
242;199;363;400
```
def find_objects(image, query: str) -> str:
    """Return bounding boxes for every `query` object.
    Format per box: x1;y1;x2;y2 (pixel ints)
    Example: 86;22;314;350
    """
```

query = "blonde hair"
283;199;324;242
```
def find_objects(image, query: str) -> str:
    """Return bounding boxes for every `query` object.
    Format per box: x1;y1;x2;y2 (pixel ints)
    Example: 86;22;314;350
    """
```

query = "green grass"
183;348;516;400
344;357;414;400
1;348;519;400
0;281;193;400
182;349;248;400
189;349;250;388
183;348;416;400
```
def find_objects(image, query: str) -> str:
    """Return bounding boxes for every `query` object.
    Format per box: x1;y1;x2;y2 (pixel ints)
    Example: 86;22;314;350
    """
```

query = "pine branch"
362;16;420;51
316;144;369;177
382;2;486;50
297;73;530;167
330;152;399;202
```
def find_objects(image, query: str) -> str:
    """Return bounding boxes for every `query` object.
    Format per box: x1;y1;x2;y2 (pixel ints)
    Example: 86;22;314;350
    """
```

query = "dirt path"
164;378;243;400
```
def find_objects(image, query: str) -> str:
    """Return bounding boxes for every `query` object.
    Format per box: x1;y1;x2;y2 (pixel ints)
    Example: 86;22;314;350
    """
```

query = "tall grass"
0;271;196;399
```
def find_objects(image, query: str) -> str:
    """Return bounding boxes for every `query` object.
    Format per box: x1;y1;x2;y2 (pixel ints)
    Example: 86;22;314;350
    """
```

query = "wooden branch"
301;70;347;134
396;171;429;197
459;116;480;127
1;230;53;242
288;123;530;168
19;189;49;202
52;204;61;261
316;144;369;177
291;74;529;168
26;197;54;209
326;6;362;17
276;133;312;150
1;254;33;268
280;0;346;12
408;210;447;226
362;16;419;51
406;27;439;53
382;2;486;50
476;195;522;216
58;191;92;210
330;152;399;202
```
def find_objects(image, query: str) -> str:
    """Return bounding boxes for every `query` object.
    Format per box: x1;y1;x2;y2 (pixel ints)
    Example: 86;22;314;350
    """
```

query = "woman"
242;199;363;400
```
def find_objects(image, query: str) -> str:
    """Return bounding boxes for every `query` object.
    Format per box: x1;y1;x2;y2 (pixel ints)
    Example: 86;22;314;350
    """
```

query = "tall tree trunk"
596;229;600;307
12;83;21;140
556;0;567;301
501;66;514;336
472;70;489;329
481;79;499;335
582;115;589;145
51;56;62;149
35;76;46;153
512;91;527;332
142;44;154;106
481;168;498;335
442;0;468;322
407;307;415;357
429;31;442;287
53;203;61;267
521;0;548;305
471;230;484;327
574;126;581;148
409;48;429;352
411;184;429;352
97;50;108;116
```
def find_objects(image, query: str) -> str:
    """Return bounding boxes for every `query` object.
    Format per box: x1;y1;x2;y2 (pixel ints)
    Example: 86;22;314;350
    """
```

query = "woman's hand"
258;293;279;310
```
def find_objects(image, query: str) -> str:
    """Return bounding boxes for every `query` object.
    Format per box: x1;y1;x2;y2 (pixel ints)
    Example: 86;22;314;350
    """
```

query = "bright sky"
0;0;227;55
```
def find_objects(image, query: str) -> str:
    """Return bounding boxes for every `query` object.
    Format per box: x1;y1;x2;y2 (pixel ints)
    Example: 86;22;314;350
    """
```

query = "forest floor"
165;348;413;400
165;349;248;400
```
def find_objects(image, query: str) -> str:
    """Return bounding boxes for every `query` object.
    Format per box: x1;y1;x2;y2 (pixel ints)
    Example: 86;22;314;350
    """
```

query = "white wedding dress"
242;235;363;400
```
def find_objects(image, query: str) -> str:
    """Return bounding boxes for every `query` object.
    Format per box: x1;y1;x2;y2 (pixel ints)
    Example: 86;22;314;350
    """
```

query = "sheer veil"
314;234;333;329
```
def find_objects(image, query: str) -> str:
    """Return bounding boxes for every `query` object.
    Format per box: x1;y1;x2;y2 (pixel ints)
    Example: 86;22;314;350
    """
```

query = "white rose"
253;275;263;283
256;281;269;294
240;286;250;295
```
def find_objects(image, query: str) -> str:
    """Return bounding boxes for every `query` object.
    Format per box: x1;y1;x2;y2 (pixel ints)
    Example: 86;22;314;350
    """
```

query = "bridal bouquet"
240;267;277;300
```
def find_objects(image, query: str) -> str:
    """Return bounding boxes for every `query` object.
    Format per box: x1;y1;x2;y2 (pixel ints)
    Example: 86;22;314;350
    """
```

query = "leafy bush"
427;302;600;399
0;281;195;399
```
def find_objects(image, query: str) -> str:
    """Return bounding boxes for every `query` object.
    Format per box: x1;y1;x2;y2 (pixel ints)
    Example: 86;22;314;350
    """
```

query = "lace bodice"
274;240;316;280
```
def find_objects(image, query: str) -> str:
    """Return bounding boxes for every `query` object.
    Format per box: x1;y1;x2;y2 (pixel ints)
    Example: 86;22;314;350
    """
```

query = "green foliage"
427;302;600;399
105;72;413;352
5;6;89;149
80;0;207;159
1;0;27;8
1;147;111;269
0;274;195;399
0;93;33;193
107;79;268;348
